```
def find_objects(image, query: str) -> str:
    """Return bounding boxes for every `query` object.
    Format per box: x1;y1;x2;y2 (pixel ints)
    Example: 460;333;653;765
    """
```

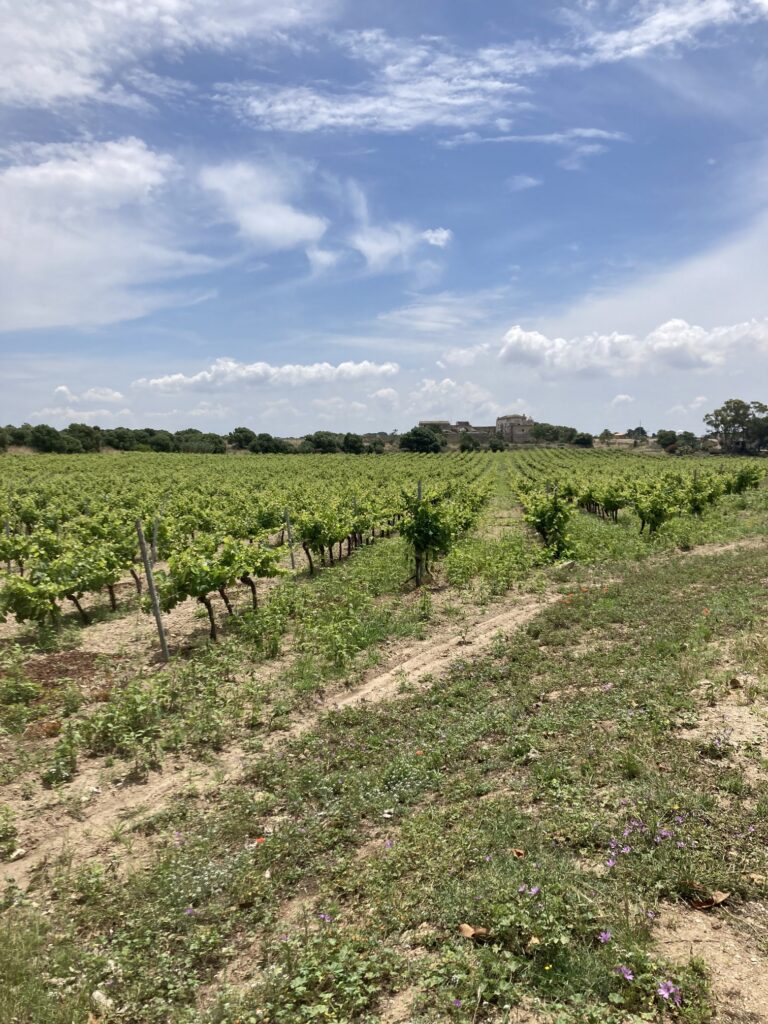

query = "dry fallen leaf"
458;923;489;940
510;848;526;859
525;936;541;952
689;890;730;911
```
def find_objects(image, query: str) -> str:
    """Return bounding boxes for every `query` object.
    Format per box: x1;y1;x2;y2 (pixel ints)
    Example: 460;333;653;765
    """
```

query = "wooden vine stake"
284;508;296;570
415;479;423;587
136;519;169;663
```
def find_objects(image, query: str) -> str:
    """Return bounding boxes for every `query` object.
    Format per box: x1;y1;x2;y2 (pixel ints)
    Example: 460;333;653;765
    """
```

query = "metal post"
151;517;159;565
136;519;169;663
284;509;296;570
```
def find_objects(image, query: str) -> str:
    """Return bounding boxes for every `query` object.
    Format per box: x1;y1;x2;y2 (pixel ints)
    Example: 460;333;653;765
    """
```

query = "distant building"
495;414;534;443
417;413;536;445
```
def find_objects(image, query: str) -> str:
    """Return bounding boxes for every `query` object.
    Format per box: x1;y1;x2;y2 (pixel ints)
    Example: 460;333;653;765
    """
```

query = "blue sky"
2;0;768;435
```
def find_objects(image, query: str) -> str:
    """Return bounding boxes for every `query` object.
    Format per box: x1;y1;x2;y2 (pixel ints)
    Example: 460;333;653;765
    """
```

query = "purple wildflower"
606;857;617;868
615;965;634;982
529;886;541;896
658;980;682;1006
518;884;527;893
183;907;196;916
318;913;333;923
598;931;612;943
620;845;631;855
452;999;462;1008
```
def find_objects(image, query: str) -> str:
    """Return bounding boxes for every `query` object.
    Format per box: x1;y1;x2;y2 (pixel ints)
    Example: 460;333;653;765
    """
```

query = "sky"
2;0;768;436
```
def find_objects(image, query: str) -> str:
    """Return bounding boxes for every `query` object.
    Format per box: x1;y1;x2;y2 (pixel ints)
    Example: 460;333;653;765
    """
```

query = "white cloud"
380;289;502;334
507;174;543;191
346;184;451;273
369;387;400;405
219;6;768;136
440;344;492;367
421;228;453;248
33;405;132;423
134;357;400;392
0;138;215;331
581;0;756;64
220;28;531;134
55;384;125;404
610;393;635;406
541;208;768;337
408;377;504;421
83;386;125;403
306;245;343;274
498;317;768;376
200;160;327;251
668;394;709;415
312;396;367;420
0;0;337;108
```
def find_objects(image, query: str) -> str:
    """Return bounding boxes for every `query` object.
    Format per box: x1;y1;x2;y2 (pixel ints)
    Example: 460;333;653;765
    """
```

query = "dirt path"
1;590;554;891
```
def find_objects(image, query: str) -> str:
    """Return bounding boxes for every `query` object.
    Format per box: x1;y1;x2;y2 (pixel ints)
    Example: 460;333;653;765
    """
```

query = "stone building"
495;414;535;443
418;413;536;445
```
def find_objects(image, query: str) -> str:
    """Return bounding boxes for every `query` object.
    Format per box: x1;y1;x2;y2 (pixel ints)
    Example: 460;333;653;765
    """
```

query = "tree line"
2;399;766;456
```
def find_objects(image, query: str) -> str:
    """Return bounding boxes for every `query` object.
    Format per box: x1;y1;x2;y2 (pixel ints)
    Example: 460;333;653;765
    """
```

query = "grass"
3;543;768;1022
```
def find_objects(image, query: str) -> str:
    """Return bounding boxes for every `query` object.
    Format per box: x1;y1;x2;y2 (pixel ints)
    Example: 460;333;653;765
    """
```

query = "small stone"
91;990;114;1011
9;848;26;862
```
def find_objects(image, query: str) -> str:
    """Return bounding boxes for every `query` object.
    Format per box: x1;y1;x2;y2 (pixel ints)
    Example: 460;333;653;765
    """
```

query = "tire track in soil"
1;592;554;891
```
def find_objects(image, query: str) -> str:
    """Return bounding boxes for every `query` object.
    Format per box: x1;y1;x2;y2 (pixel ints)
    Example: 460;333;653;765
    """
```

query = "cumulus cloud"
200;160;328;251
0;138;215;331
610;393;635;406
0;0;337;108
134;357;400;392
408;377;504;420
498;317;768;376
55;384;125;404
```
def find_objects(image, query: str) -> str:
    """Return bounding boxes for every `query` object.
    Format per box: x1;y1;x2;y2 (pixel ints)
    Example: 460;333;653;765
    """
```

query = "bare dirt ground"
1;587;554;892
657;902;768;1022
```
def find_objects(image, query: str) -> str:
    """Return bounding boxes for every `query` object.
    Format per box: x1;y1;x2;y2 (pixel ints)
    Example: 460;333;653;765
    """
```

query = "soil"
656;902;768;1022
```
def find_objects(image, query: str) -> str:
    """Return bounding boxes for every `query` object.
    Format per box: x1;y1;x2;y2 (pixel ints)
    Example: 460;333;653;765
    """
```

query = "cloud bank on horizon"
3;0;768;434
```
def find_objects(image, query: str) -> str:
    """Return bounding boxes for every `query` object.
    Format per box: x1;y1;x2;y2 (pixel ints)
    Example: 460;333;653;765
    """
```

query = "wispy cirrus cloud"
0;0;338;108
219;5;768;137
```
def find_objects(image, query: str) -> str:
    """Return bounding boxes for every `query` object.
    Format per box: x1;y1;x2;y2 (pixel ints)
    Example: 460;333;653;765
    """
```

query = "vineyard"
2;449;768;1023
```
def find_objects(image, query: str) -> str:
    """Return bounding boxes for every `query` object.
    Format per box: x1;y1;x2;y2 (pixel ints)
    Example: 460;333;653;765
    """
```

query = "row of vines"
510;448;764;558
0;453;491;639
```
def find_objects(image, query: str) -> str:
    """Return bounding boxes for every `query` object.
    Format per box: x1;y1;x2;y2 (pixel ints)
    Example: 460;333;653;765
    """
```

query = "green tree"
704;399;751;452
598;428;614;444
572;432;594;447
398;426;446;453
64;423;102;452
249;433;291;454
228;427;257;449
656;429;677;451
304;431;341;454
458;431;480;452
341;432;365;454
29;424;66;453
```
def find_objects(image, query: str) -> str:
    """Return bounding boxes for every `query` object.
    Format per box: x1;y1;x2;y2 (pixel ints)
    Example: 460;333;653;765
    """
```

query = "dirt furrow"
2;591;554;892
